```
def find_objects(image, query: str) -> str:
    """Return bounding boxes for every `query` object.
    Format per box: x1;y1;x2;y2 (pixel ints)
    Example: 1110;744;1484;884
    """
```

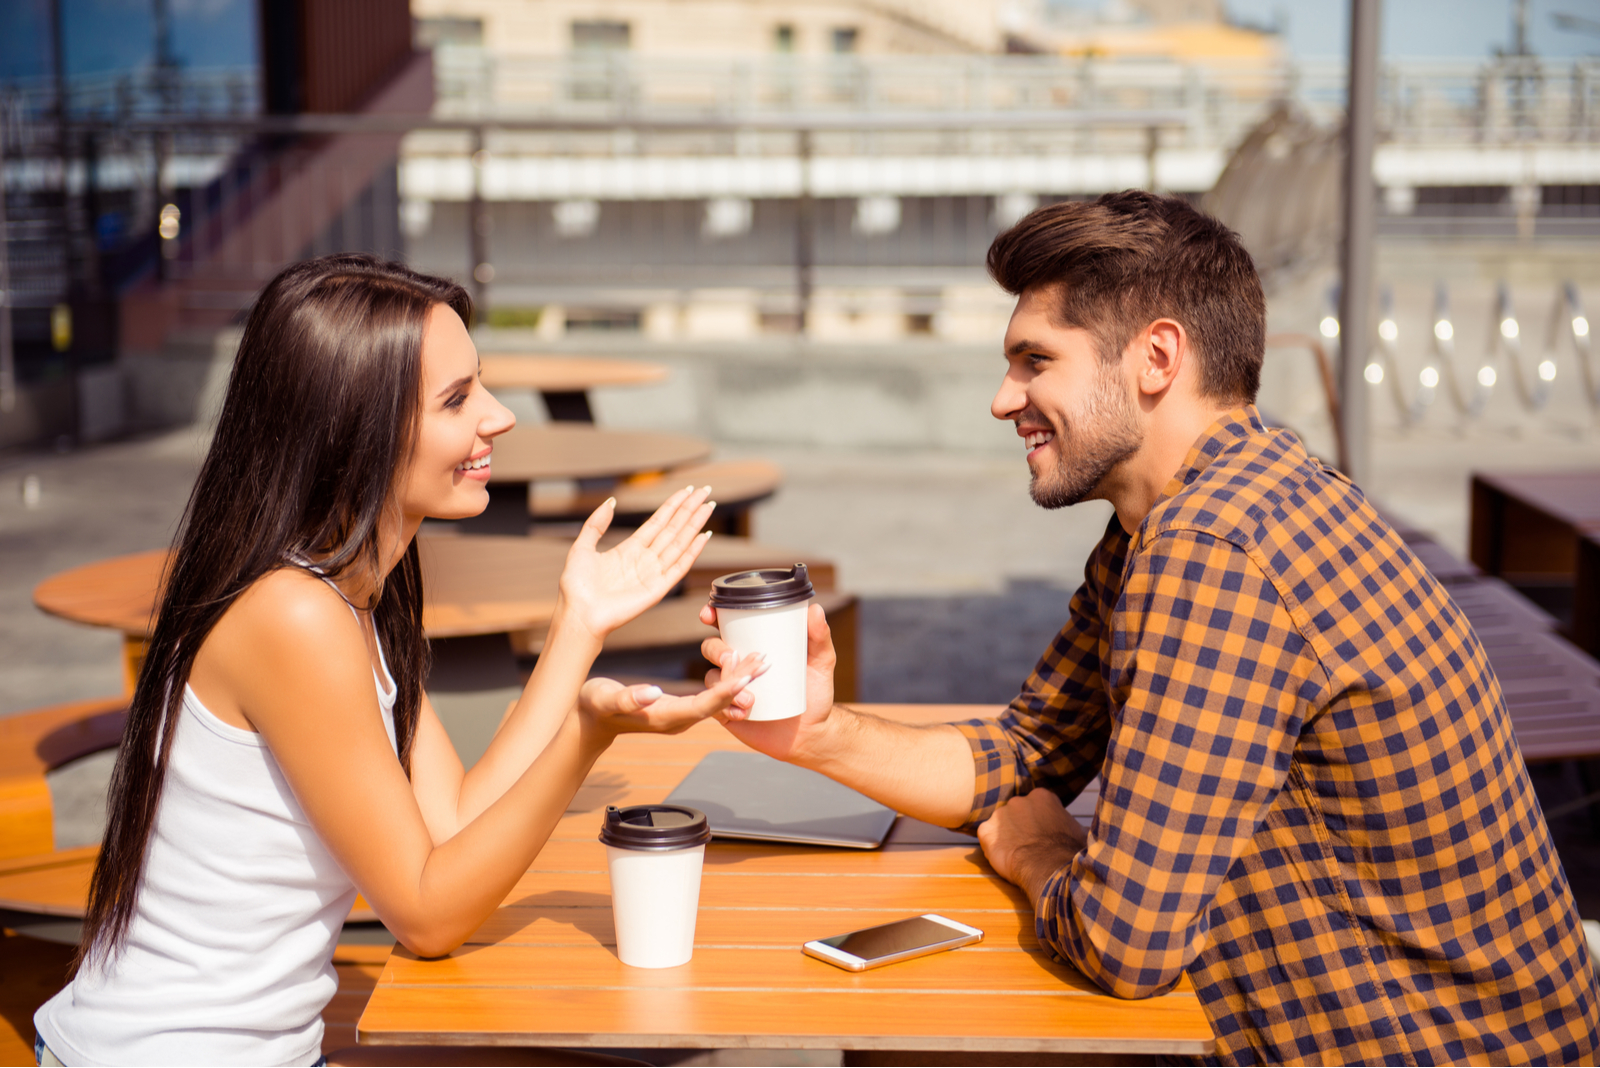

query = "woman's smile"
456;447;492;481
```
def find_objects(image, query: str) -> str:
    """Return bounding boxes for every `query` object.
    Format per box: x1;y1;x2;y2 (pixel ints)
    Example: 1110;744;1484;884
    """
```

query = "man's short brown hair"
987;191;1265;404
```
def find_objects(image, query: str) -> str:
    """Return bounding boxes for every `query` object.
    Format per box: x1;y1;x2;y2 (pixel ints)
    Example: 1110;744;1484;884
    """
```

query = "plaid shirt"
958;407;1600;1066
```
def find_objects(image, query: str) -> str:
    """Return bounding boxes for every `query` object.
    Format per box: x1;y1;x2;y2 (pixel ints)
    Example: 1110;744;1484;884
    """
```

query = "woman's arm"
407;485;761;841
206;569;757;958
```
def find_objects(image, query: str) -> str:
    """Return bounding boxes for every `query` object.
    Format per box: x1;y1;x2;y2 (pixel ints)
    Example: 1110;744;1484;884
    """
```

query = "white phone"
802;913;984;972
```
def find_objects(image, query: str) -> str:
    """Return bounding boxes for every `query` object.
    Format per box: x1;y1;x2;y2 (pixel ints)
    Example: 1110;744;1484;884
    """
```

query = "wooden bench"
533;459;783;537
1389;526;1600;764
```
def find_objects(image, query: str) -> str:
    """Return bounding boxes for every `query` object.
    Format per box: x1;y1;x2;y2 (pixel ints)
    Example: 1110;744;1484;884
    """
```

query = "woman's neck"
327;511;423;607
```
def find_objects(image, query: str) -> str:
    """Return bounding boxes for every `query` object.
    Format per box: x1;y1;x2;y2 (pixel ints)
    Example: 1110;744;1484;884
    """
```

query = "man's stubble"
1028;361;1143;510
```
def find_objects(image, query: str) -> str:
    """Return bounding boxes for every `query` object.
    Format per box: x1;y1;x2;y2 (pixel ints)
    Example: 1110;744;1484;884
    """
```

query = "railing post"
795;127;813;335
1338;0;1381;483
470;126;490;314
0;104;13;414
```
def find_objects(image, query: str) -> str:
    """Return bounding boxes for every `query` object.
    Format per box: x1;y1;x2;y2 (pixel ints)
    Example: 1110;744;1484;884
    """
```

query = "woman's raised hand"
578;650;768;736
557;485;716;642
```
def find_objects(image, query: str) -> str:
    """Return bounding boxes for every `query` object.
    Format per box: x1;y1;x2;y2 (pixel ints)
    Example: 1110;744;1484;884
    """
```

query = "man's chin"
1029;474;1095;510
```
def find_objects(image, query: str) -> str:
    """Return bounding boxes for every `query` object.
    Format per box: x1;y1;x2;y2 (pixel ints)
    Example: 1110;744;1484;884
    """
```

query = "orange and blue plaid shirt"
957;407;1600;1065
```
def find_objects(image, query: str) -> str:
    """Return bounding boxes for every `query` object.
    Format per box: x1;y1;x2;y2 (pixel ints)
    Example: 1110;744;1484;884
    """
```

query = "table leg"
540;390;594;423
122;636;148;696
1577;531;1600;658
458;483;531;536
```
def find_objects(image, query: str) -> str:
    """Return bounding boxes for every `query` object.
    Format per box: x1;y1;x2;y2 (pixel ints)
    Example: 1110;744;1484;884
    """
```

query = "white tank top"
36;600;397;1067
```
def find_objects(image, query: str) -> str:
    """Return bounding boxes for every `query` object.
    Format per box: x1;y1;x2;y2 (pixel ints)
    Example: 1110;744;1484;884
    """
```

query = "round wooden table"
479;354;669;423
32;536;574;645
488;425;711;484
477;354;668;393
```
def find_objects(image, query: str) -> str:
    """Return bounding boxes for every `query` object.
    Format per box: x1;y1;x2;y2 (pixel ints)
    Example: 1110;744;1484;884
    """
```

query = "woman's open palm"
559;485;715;640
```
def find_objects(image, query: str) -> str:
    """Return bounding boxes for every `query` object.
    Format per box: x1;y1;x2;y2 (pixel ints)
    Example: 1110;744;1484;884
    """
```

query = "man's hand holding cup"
698;598;837;762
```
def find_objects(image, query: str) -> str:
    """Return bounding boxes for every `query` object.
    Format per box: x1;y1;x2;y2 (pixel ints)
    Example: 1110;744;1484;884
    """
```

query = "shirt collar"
1151;403;1266;510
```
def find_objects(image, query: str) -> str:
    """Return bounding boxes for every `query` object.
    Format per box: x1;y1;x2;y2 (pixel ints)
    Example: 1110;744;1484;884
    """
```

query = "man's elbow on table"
1037;881;1198;1001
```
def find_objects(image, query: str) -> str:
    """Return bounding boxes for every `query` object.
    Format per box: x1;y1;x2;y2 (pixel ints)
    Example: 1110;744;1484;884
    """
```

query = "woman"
34;255;761;1066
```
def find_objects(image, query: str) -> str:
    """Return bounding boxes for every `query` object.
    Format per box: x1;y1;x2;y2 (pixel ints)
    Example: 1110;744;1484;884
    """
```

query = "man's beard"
1027;365;1143;510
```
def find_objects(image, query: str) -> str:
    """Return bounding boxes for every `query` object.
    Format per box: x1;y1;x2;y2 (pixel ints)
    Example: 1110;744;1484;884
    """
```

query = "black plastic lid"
708;564;814;609
600;804;712;850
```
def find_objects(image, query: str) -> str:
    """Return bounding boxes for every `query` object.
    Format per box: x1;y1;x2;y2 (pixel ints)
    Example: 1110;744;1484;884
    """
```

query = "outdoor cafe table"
478;354;668;423
472;424;714;535
1470;469;1600;657
355;706;1217;1058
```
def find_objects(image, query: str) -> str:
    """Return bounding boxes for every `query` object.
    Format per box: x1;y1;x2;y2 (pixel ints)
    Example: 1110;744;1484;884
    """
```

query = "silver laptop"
664;751;898;849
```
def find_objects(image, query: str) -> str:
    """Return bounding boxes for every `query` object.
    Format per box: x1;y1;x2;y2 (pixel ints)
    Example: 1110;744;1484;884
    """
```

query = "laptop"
663;750;898;849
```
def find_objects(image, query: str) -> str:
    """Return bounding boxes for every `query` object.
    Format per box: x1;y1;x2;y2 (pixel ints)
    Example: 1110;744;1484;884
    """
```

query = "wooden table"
470;425;714;535
478;354;669;424
1470;470;1600;656
356;706;1215;1058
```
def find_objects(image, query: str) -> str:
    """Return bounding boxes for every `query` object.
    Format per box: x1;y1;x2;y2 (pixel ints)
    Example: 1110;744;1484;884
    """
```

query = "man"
702;191;1600;1065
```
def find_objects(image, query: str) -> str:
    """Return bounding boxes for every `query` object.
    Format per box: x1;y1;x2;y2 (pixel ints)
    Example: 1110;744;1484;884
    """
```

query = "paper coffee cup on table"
709;564;814;721
600;804;712;968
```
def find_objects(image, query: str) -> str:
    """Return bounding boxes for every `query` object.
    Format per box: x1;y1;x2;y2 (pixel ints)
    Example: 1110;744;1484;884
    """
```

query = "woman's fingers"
574;497;617;552
659;499;716;564
631;484;697;545
646;485;713;555
656;529;713;590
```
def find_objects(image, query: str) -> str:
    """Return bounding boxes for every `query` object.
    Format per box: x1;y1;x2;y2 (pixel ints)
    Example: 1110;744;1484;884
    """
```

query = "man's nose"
991;371;1027;422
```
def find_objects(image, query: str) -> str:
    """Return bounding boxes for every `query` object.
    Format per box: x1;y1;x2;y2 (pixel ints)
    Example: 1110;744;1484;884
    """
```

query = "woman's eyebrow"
434;374;474;399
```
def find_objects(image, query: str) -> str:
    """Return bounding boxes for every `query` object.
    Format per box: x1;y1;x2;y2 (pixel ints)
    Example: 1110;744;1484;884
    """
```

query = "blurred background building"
2;0;1599;478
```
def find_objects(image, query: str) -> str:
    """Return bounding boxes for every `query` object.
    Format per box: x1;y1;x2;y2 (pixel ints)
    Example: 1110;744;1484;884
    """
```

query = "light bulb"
1538;359;1557;381
1434;320;1454;341
1364;363;1384;384
1420;366;1440;389
1477;366;1497;388
1320;316;1340;338
1379;319;1398;341
1500;318;1519;339
1575;316;1590;338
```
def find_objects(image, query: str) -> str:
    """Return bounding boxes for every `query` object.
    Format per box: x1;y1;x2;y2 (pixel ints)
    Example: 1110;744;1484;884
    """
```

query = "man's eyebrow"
1006;338;1053;357
434;374;474;399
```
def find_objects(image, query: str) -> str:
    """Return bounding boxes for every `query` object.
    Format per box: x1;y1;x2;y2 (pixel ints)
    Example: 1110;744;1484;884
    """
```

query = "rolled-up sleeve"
1035;528;1321;999
952;518;1127;832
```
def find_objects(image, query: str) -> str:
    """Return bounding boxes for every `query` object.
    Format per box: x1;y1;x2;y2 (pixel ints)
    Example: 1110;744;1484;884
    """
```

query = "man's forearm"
794;706;978;828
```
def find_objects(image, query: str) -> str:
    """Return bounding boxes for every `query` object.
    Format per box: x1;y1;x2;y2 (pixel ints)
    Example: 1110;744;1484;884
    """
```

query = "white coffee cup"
708;564;814;721
600;804;712;968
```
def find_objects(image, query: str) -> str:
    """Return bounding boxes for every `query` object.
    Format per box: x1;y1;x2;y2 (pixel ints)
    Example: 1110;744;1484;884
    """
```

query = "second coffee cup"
708;563;814;721
601;804;712;968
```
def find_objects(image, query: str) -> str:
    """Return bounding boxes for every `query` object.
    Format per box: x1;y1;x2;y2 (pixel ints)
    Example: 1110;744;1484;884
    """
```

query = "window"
774;24;795;52
831;27;858;54
572;20;631;52
414;17;482;49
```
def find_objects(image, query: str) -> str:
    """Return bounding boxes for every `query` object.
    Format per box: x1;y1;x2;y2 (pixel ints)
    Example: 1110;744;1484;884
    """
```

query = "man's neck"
1103;403;1238;534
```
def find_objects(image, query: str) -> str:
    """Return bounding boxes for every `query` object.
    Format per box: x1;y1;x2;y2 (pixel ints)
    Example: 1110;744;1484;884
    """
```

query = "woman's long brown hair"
76;254;473;971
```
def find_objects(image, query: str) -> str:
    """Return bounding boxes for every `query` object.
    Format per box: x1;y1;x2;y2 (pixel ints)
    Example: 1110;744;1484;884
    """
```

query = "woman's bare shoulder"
210;566;364;663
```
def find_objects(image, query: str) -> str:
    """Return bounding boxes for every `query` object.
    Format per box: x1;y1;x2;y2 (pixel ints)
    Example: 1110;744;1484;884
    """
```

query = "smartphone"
802;913;983;972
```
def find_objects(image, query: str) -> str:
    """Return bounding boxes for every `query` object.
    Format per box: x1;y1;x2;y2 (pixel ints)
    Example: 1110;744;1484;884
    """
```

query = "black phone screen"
819;916;964;961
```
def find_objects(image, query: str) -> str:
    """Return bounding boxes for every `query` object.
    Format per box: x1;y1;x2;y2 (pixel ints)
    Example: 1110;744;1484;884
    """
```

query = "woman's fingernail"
702;485;712;494
604;496;615;508
637;685;663;702
735;675;752;688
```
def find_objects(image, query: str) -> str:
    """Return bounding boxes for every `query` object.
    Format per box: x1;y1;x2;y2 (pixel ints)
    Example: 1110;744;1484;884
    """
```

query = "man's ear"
1136;319;1186;397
